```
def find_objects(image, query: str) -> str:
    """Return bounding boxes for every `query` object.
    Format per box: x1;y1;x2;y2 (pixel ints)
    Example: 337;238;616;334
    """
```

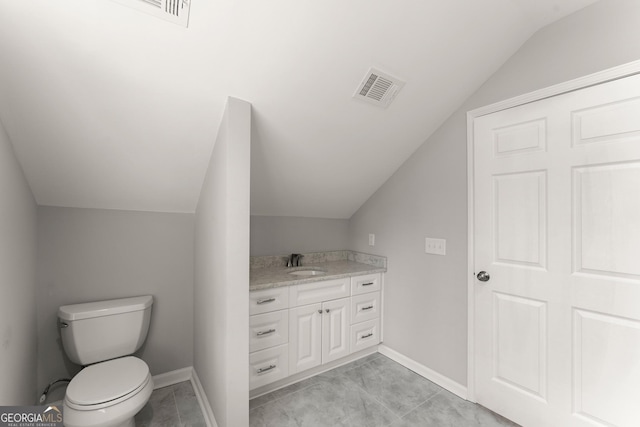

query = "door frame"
465;59;640;403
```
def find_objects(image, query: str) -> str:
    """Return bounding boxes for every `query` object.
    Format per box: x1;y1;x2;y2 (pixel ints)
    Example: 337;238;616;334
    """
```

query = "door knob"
476;271;490;282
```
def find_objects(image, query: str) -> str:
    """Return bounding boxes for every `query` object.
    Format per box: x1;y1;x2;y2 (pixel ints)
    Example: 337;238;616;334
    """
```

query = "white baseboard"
151;367;218;427
378;344;468;400
152;367;193;389
191;368;218;427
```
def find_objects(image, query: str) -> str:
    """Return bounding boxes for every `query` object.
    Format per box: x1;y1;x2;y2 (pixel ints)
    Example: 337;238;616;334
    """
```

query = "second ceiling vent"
353;67;405;108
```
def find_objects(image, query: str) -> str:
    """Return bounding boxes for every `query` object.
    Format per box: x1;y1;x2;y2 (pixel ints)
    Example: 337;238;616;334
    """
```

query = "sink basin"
289;269;326;276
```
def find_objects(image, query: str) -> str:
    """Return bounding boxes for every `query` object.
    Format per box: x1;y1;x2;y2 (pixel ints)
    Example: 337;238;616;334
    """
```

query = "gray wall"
250;216;349;256
0;121;37;405
348;0;640;387
194;97;250;427
37;206;194;401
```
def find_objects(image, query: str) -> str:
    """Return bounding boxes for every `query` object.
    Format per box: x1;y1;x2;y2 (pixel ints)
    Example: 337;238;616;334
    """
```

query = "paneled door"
289;303;322;374
473;73;640;427
321;297;350;364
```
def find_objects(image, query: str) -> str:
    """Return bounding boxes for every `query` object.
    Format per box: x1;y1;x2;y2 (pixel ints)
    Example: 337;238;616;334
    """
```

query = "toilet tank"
58;296;153;366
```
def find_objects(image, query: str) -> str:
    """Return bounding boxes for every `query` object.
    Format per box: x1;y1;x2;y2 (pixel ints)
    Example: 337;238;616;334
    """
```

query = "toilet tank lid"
58;296;153;321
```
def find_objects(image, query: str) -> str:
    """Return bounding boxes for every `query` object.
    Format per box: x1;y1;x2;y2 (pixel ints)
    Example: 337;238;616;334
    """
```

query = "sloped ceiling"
0;0;597;218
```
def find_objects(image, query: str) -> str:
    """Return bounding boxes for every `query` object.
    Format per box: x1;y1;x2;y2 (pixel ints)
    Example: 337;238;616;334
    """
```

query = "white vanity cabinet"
249;272;382;391
289;296;351;374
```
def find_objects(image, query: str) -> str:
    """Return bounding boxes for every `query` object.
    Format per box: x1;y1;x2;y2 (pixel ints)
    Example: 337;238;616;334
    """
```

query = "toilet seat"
65;356;150;410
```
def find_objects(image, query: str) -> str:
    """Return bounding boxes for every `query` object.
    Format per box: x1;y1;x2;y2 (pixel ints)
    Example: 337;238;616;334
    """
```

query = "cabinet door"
322;297;351;364
289;303;322;374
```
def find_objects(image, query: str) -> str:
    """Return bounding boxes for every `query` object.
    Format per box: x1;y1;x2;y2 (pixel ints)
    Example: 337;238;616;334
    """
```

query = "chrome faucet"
287;254;303;267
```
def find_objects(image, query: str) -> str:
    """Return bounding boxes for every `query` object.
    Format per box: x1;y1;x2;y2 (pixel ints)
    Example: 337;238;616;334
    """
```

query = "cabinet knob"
318;309;322;314
325;308;330;313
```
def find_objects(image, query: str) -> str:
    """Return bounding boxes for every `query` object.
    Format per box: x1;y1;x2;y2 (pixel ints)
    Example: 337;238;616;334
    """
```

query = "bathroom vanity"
248;251;386;393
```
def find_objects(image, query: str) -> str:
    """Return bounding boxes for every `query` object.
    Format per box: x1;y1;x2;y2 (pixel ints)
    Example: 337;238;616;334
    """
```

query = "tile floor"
136;353;519;426
249;353;519;427
136;380;206;427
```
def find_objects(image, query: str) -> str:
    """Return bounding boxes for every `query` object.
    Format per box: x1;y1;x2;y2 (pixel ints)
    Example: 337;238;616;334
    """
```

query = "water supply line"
39;378;71;404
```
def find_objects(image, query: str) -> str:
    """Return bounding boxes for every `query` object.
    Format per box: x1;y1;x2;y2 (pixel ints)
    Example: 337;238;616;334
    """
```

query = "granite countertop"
250;259;386;291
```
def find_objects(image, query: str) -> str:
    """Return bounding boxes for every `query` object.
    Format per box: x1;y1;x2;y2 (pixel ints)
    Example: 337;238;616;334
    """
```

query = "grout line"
249;381;320;412
336;364;402;423
395;389;442;420
314;371;403;427
172;387;183;426
346;380;401;424
341;354;446;423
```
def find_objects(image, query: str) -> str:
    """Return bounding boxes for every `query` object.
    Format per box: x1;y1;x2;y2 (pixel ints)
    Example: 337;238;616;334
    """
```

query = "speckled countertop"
249;251;386;291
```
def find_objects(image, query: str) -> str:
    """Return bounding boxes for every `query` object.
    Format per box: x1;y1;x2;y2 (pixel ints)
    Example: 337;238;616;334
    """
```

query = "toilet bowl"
62;357;154;427
58;296;154;427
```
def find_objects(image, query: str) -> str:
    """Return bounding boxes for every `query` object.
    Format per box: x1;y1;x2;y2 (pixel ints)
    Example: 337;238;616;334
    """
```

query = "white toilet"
58;295;154;427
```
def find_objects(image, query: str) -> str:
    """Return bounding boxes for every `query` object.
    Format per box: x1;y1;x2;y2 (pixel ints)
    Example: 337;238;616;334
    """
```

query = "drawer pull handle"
361;306;374;311
257;298;276;305
362;282;374;286
256;329;276;337
257;364;276;374
361;332;373;339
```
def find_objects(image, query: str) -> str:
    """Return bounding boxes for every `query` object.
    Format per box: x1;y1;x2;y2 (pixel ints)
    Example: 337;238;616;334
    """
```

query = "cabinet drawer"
249;309;288;353
289;278;350;307
350;292;380;324
250;286;289;315
249;344;289;390
351;273;381;295
350;318;380;353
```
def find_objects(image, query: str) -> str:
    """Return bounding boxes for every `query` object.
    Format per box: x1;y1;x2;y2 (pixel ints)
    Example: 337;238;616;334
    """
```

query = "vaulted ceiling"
0;0;597;218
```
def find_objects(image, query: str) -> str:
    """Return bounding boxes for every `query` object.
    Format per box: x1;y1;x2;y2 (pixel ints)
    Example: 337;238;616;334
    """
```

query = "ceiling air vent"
353;67;405;108
111;0;191;27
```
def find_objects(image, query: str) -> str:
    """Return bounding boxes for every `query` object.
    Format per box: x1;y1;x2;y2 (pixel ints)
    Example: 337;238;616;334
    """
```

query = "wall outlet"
425;237;446;255
368;233;375;246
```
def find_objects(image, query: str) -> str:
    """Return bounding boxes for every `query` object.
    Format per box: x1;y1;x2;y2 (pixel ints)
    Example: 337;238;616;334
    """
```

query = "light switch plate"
368;234;375;246
425;237;446;255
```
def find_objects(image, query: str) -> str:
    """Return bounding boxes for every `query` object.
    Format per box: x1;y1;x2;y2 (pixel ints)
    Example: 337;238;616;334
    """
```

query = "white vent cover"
111;0;191;27
353;67;405;108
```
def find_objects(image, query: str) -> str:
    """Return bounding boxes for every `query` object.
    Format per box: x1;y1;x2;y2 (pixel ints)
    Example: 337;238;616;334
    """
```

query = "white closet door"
473;73;640;427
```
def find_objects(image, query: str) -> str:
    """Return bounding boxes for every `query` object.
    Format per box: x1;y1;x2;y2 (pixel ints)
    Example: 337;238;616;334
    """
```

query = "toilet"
58;295;154;427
